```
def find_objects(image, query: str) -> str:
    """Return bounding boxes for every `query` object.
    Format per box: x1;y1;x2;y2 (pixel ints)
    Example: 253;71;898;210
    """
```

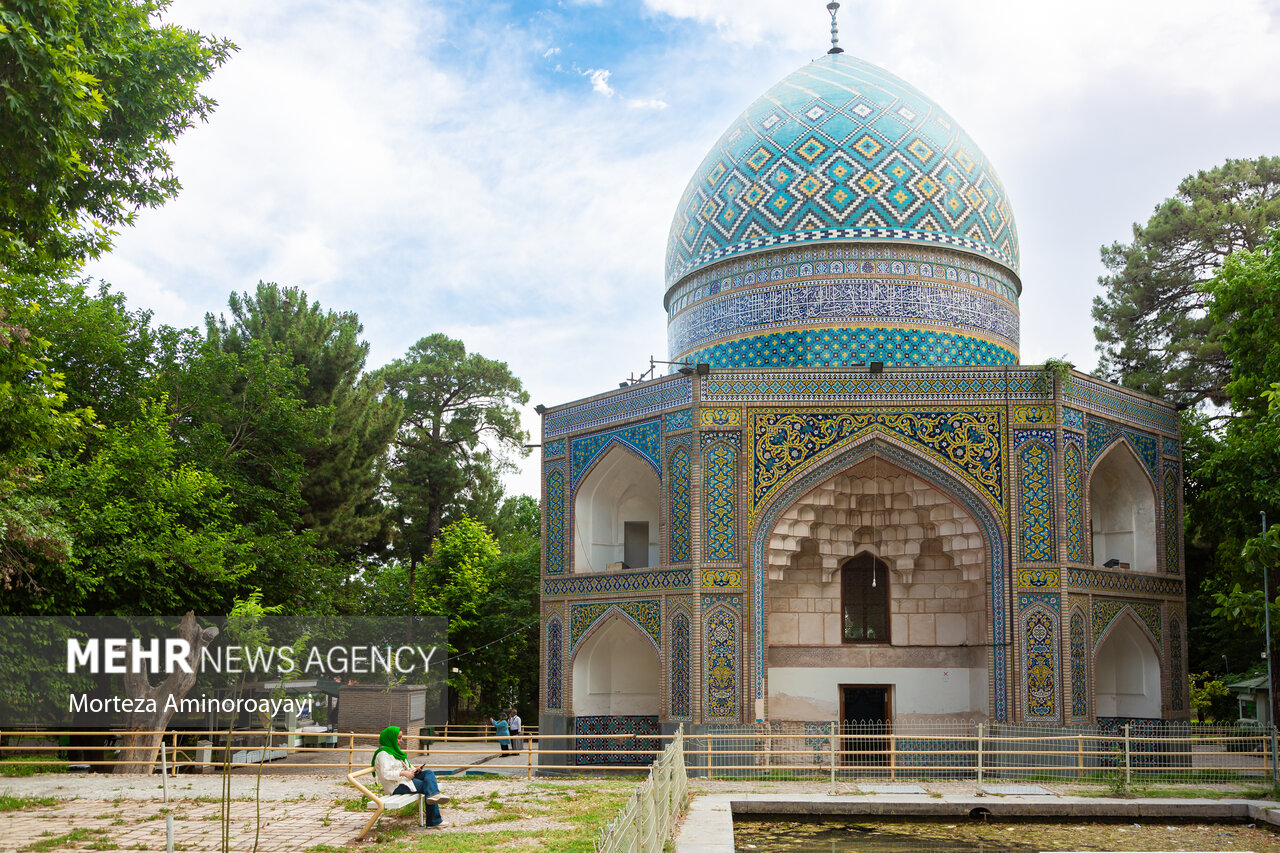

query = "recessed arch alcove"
573;447;660;572
1094;613;1161;718
571;614;660;716
1089;443;1157;572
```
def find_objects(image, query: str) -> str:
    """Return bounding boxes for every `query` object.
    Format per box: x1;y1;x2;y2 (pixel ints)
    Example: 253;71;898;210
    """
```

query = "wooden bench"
346;766;428;839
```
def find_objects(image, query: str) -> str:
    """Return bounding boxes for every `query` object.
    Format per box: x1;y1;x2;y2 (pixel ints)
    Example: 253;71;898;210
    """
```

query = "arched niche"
1095;614;1161;718
1089;443;1157;572
573;447;660;572
571;615;660;716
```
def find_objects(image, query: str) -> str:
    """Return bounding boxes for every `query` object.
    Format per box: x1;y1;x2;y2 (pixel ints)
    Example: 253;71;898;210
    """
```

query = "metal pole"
976;723;984;785
1264;511;1278;788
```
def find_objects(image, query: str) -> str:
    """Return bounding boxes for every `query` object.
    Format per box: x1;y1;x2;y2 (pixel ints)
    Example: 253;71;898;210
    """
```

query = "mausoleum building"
536;46;1187;758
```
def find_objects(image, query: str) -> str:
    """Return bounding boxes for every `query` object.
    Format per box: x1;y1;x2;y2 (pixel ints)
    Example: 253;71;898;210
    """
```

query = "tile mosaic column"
545;614;564;711
704;602;740;722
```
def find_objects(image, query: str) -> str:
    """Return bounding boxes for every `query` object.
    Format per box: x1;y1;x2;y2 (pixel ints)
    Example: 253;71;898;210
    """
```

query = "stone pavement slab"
859;784;928;794
982;784;1055;795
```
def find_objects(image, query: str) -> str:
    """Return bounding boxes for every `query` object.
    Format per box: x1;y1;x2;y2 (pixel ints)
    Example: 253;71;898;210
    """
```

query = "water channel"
733;818;1280;852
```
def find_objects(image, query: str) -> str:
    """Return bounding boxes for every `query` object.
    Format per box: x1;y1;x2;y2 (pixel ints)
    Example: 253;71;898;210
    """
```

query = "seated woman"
372;725;449;828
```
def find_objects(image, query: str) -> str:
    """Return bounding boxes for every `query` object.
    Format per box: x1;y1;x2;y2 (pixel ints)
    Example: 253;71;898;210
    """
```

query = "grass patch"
363;780;637;852
20;827;109;851
0;758;67;777
1066;783;1279;799
0;794;58;811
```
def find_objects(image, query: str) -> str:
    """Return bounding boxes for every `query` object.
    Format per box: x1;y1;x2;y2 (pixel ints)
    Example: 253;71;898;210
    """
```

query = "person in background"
491;713;511;752
371;725;449;828
507;708;522;752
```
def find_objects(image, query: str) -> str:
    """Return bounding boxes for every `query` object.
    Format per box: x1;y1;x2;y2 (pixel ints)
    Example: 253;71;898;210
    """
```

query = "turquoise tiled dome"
664;52;1019;291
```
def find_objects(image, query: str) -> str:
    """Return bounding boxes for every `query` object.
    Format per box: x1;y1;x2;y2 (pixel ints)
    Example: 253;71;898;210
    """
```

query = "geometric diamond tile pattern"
666;53;1019;289
1087;418;1158;481
1170;617;1184;712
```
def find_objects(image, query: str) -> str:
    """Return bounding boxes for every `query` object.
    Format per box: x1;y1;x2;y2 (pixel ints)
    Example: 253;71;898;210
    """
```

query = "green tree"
375;334;529;578
1092;156;1280;409
204;283;402;553
0;0;234;277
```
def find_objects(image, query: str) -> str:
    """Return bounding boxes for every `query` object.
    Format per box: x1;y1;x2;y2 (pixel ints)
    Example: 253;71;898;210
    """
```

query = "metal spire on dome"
826;2;844;54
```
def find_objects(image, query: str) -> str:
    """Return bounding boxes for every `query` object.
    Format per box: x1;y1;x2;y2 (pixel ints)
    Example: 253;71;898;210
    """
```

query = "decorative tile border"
1018;439;1054;562
546;377;692;438
545;466;566;575
670;608;692;719
702;369;1046;403
544;568;692;597
542;439;565;458
569;600;662;652
702;594;743;610
1092;598;1162;647
1070;608;1087;718
700;408;742;428
1064;440;1085;563
705;606;739;720
1012;405;1054;425
1068;376;1179;435
1065;568;1183;597
683;327;1016;370
669;446;693;564
749;408;1007;520
665;408;694;432
1020;597;1060;721
570;420;662;490
1087;418;1158;481
1016;567;1061;589
750;436;1009;720
700;567;743;588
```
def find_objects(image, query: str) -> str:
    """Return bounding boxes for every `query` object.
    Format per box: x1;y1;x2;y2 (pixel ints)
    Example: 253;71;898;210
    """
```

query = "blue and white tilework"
1087;418;1158;481
570;600;662;652
666;53;1019;288
705;607;739;720
543;568;691;596
750;437;1009;720
542;439;565;458
546;616;563;710
664;408;694;432
571;420;662;490
545;378;692;438
1068;377;1179;436
702;370;1044;403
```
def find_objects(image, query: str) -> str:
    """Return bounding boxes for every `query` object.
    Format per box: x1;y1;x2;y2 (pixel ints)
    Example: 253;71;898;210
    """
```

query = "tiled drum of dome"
704;442;737;560
684;326;1016;369
1019;441;1054;562
546;617;563;710
545;467;565;574
1070;609;1087;718
670;610;691;718
1064;441;1084;563
666;53;1019;287
669;446;692;563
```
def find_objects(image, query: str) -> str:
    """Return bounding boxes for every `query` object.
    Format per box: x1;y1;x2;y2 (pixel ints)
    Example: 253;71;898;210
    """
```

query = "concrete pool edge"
673;795;1280;853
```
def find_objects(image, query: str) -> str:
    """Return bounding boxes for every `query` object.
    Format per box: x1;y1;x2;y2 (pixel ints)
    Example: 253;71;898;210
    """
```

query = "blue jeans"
393;769;443;825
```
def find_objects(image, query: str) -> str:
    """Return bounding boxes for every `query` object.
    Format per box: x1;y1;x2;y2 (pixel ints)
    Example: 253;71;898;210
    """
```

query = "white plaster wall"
1095;616;1161;718
768;666;989;720
572;617;661;715
572;448;660;572
1090;445;1157;573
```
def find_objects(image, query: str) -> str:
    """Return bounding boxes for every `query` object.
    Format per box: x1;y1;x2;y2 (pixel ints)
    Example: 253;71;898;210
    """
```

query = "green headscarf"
371;725;408;766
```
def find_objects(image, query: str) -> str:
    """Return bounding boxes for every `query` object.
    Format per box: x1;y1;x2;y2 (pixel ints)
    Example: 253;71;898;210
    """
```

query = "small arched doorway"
1095;613;1161;719
1089;443;1157;572
571;614;661;766
573;447;660;572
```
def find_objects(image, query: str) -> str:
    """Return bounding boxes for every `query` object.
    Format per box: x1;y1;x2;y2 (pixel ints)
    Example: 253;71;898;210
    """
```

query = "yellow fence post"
829;721;837;792
348;732;355;774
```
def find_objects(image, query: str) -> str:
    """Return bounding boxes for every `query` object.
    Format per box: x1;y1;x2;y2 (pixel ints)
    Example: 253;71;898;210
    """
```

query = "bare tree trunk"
114;612;219;774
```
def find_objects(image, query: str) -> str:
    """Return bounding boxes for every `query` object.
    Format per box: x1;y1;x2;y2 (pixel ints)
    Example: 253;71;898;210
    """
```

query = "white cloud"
83;0;1280;499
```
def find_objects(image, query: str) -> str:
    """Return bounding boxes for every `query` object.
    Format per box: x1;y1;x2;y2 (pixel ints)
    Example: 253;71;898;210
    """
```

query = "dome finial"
826;2;844;54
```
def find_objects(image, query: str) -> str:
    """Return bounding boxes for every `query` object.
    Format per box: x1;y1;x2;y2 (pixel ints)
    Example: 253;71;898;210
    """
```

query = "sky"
86;0;1280;499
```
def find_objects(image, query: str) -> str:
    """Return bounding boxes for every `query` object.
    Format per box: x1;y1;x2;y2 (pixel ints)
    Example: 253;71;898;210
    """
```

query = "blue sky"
86;0;1280;498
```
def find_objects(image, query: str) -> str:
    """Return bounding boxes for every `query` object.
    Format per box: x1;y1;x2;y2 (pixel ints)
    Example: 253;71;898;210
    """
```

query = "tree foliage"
204;283;402;553
376;334;529;570
1092;156;1280;409
0;0;234;276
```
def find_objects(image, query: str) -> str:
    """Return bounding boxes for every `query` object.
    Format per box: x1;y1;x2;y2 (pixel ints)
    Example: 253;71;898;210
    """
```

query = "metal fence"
2;721;1274;786
594;726;688;853
683;720;1277;785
